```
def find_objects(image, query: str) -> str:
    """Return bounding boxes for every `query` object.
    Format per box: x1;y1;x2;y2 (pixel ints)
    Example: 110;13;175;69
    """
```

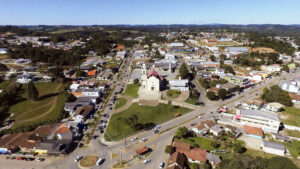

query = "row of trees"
199;78;228;89
261;85;293;106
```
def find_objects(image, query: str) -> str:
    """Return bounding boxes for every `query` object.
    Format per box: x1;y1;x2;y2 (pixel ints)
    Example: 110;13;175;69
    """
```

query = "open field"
114;98;127;110
105;103;191;141
9;82;66;128
280;107;300;127
167;90;181;99
123;83;139;98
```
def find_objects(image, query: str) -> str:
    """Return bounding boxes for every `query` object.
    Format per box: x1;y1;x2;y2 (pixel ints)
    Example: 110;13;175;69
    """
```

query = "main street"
46;55;300;169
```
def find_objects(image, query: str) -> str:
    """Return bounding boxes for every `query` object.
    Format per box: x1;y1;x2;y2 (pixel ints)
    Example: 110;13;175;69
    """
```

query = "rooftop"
263;140;285;151
244;125;264;137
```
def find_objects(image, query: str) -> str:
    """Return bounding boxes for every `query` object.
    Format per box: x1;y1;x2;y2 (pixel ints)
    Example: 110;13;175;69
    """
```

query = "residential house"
243;125;264;139
0;48;8;54
209;125;224;136
280;81;300;94
16;74;34;84
262;102;283;113
289;93;300;103
72;105;94;122
261;64;282;73
241;98;264;110
193;120;217;135
262;140;286;156
223;74;249;86
235;109;280;133
87;69;97;78
167;151;186;169
224;125;242;138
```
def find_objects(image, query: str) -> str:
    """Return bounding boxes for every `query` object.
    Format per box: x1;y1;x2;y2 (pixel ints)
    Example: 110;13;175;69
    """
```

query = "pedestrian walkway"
112;95;133;114
162;90;189;102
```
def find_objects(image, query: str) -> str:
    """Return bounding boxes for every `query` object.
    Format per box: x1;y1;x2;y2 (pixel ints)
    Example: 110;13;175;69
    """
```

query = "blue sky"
2;0;300;25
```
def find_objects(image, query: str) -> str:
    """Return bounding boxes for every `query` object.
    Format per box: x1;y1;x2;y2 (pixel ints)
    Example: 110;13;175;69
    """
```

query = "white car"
96;158;104;165
154;125;161;130
143;159;151;164
140;138;147;143
159;162;165;168
198;116;203;119
131;137;138;141
74;156;83;162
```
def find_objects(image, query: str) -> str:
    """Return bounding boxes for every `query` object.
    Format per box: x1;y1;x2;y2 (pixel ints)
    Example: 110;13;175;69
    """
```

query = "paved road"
45;60;300;169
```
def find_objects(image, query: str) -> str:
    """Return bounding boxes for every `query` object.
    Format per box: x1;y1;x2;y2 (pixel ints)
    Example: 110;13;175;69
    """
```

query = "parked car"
154;125;161;130
190;123;197;126
96;158;104;165
159;162;165;168
17;157;23;160
74;156;83;162
152;130;159;134
11;157;16;160
143;159;151;164
35;158;45;162
198;116;203;119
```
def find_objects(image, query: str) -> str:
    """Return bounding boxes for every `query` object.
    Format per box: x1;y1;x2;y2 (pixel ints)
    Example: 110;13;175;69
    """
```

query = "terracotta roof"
74;106;93;119
289;93;300;101
88;70;97;76
72;92;83;97
0;132;40;150
147;70;163;79
225;125;237;131
185;148;207;162
53;122;69;134
33;123;59;136
203;120;217;128
168;152;186;169
173;141;190;153
244;125;264;137
135;147;150;155
196;124;206;130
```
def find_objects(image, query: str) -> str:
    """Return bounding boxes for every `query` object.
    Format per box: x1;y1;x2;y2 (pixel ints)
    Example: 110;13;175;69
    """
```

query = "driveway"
238;135;262;150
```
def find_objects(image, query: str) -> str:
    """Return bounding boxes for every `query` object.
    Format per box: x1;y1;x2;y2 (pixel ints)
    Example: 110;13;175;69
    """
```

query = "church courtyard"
104;103;192;141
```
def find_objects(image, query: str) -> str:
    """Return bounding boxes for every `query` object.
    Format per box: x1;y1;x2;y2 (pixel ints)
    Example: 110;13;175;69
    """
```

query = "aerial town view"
1;0;300;169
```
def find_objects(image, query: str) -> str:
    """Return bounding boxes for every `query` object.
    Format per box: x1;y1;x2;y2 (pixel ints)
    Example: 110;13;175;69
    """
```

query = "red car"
190;123;197;126
17;157;23;160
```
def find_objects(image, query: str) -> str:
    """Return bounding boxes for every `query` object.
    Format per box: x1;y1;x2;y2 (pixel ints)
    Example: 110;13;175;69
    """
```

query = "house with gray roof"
262;140;286;156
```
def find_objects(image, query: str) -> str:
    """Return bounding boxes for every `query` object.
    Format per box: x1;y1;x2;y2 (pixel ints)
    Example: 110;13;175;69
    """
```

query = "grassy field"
167;90;181;99
114;98;127;110
280;107;300;127
285;129;300;138
9;82;66;128
175;137;215;151
124;84;139;98
105;103;191;141
0;80;9;89
244;149;276;159
185;97;198;105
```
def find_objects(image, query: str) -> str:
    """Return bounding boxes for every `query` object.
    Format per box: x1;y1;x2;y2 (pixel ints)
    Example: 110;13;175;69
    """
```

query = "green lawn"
114;98;127;110
0;80;9;89
285;129;300;138
185;97;198;105
175;137;215;151
167;90;181;99
9;82;66;128
105;103;191;141
123;84;139;98
280;107;300;127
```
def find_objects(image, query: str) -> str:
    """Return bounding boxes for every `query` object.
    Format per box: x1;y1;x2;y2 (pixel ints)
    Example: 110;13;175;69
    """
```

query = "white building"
168;43;184;48
138;64;162;100
262;140;286;156
235;109;280;133
16;74;34;84
262;102;283;113
280;81;300;94
0;48;8;54
169;78;189;91
261;64;282;73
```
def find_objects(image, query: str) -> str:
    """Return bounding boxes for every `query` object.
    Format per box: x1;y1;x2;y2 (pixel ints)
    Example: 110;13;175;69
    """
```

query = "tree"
28;81;39;101
207;91;218;100
0;63;8;72
283;64;290;72
190;163;199;169
233;142;246;154
133;78;139;85
164;145;175;154
267;156;298;169
176;127;189;138
76;69;87;77
48;67;64;78
211;141;220;148
210;55;216;62
179;63;190;80
261;85;293;106
218;89;227;100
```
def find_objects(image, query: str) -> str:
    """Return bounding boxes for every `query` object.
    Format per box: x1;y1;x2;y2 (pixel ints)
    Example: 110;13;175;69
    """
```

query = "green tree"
190;163;199;169
133;78;139;85
164;145;175;154
28;81;39;101
176;127;189;138
233;142;245;154
179;63;190;80
218;88;227;100
283;64;290;72
210;55;216;62
0;63;8;72
267;156;298;169
211;141;220;148
207;91;218;100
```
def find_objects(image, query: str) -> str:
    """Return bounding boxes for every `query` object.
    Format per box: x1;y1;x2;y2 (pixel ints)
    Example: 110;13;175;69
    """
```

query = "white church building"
138;64;162;100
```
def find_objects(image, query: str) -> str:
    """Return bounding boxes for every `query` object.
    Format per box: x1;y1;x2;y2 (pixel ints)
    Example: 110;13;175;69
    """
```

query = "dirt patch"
251;47;277;53
79;155;98;168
